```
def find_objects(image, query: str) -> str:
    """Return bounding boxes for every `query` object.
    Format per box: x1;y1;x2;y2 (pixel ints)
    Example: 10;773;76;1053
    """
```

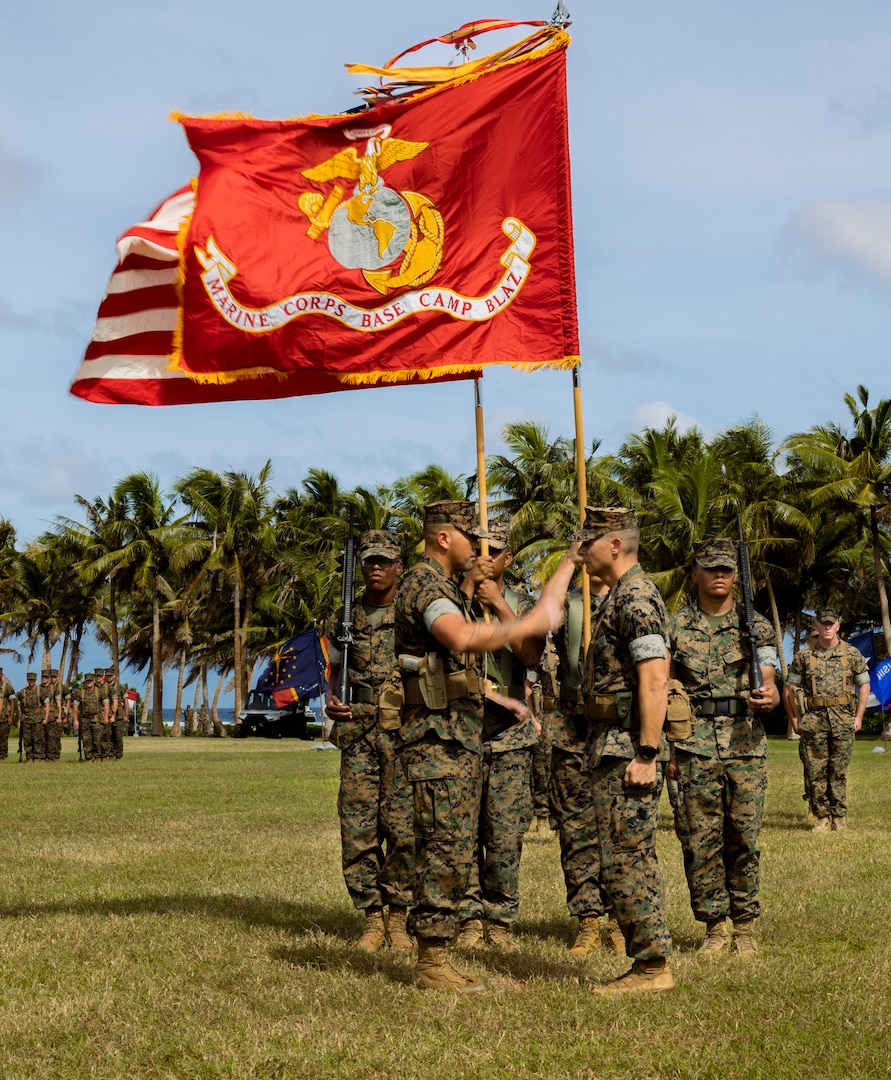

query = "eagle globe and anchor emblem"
296;124;444;295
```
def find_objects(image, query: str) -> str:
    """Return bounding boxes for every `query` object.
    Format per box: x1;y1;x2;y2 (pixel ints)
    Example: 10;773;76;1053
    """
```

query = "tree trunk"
151;576;164;736
241;589;253;716
141;678;152;735
233;571;243;719
171;651;186;737
109;580;120;678
68;625;84;686
211;674;226;737
870;507;891;655
764;571;787;677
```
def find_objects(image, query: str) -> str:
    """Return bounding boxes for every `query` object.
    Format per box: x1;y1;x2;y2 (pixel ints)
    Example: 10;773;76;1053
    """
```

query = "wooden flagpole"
474;378;490;556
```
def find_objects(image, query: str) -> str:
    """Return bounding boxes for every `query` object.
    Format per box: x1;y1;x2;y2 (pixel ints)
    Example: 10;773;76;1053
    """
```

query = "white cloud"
629;402;708;436
785;198;891;293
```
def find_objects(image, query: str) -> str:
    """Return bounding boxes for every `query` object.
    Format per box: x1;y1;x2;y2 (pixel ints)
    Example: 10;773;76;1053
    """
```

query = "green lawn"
1;737;889;1080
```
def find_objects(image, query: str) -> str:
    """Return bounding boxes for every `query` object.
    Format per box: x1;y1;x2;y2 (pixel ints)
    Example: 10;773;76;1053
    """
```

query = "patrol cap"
50;669;58;678
693;538;738;570
26;672;36;680
424;501;488;538
104;668;115;677
572;507;637;542
815;607;840;624
486;520;510;551
358;530;402;561
94;667;105;676
41;669;51;678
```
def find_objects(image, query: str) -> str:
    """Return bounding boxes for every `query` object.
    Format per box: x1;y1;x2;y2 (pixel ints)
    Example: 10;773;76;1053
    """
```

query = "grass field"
1;736;889;1080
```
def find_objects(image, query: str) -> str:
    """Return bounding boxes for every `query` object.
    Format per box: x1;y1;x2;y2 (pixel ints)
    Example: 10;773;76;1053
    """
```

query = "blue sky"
1;1;890;698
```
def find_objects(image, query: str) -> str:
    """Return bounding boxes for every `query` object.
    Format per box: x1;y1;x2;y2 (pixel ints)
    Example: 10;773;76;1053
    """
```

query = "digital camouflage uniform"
76;677;108;762
105;670;125;759
42;670;64;762
669;602;777;925
583;565;672;962
18;676;45;762
786;639;869;822
327;589;414;916
0;671;14;760
457;586;537;933
542;590;611;924
395;554;487;942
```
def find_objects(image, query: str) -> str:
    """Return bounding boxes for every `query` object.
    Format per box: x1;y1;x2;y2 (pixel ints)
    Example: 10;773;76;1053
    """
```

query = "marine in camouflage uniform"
574;507;674;994
395;501;564;992
326;529;414;953
0;668;14;760
785;608;870;831
668;538;780;955
74;671;109;762
43;669;64;761
455;522;544;948
18;672;46;762
105;668;126;759
542;582;624;955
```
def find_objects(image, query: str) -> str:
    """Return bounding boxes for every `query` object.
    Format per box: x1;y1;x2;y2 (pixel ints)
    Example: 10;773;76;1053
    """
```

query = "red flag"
172;31;577;390
70;188;476;405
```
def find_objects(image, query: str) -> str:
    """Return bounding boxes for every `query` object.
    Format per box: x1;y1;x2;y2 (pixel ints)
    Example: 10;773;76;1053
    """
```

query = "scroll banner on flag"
69;188;476;405
171;31;578;389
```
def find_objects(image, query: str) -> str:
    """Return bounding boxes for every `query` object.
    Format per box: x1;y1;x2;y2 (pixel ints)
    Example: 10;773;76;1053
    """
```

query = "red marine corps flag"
71;21;577;404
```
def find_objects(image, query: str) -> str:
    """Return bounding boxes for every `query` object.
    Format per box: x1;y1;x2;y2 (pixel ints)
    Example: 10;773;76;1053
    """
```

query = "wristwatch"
636;743;659;762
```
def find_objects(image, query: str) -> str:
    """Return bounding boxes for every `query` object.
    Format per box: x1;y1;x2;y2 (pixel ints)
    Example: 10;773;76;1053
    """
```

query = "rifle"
336;507;357;705
736;515;764;694
17;708;23;762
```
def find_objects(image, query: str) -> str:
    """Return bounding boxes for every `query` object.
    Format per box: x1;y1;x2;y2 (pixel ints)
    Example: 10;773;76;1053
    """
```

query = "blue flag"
256;629;328;705
849;631;891;708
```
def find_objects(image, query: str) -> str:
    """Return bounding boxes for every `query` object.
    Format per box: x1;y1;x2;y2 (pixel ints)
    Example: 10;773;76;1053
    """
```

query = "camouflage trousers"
44;720;62;761
458;743;534;927
672;751;766;923
590;756;671;961
799;710;856;820
530;720;551;819
338;726;414;911
401;734;483;941
81;719;113;761
110;718;127;759
0;719;9;759
21;716;46;761
550;747;608;919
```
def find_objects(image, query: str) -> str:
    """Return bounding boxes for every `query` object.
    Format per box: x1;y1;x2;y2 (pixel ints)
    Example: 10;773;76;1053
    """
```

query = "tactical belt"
542;694;557;711
807;694;850;708
403;671;486;706
698;697;747;717
349;685;376;705
584;693;638;727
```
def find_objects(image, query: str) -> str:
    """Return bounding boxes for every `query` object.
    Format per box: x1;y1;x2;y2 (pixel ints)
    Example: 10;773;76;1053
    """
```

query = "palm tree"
784;386;891;653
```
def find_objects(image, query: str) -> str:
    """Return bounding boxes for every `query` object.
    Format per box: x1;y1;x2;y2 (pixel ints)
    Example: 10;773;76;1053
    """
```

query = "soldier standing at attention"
784;608;870;832
572;507;673;994
395;501;569;992
18;672;45;762
105;668;124;760
0;668;13;761
44;669;64;762
544;575;624;957
325;529;415;953
455;521;545;950
668;539;779;956
73;670;108;762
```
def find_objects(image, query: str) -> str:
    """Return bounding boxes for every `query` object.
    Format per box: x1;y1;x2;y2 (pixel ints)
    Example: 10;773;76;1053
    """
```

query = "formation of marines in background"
326;501;873;994
0;667;129;762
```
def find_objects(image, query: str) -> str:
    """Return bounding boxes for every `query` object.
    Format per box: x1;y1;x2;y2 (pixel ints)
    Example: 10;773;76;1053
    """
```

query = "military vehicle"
233;689;316;739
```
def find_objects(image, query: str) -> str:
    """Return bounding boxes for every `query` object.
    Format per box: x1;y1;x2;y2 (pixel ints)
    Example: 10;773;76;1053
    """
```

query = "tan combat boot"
700;918;728;956
603;915;625;954
387;907;414;952
831;816;847;831
455;918;484;949
356;907;387;952
413;938;488;993
731;919;757;956
811;817;831;833
568;915;602;956
592;958;675;995
486;921;518;950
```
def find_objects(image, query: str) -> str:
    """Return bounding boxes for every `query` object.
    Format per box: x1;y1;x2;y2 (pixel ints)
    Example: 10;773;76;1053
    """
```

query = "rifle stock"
736;515;764;693
337;508;357;704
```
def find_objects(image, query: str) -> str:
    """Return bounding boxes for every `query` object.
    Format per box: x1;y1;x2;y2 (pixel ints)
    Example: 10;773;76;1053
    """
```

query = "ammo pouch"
664;678;693;742
583;690;637;729
401;654;485;710
377;670;404;731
